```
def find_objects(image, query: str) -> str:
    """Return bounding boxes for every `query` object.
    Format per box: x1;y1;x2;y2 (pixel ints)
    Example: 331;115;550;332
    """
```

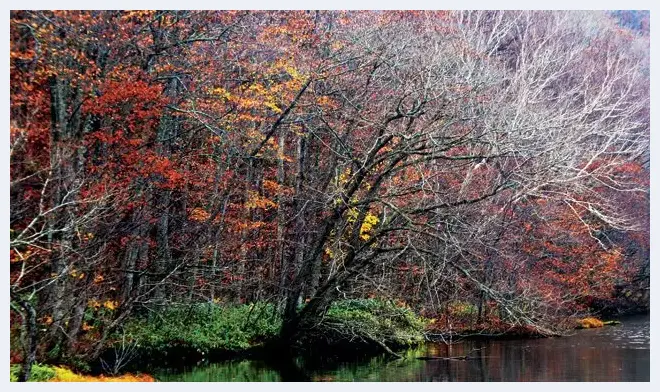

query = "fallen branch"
417;355;476;361
363;332;402;359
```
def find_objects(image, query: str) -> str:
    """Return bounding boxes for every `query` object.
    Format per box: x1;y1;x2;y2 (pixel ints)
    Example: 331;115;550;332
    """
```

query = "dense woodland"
10;10;649;380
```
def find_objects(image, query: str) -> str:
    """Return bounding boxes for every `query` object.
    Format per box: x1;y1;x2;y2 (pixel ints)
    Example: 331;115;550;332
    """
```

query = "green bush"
124;302;282;353
10;364;57;382
323;299;428;347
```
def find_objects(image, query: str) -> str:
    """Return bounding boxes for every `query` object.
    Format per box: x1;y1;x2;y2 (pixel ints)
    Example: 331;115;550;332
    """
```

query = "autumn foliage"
47;367;154;382
10;10;648;378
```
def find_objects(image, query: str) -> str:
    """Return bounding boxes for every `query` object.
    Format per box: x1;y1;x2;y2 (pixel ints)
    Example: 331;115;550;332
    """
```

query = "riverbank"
11;299;642;381
424;315;632;342
108;299;428;371
152;314;649;382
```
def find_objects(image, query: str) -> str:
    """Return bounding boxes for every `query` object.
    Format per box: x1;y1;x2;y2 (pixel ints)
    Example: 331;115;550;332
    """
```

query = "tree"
9;10;649;369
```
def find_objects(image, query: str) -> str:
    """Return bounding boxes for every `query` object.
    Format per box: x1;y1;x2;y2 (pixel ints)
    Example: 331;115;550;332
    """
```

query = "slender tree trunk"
66;295;87;353
281;134;308;318
154;190;172;304
46;75;73;354
11;290;37;382
477;258;493;323
275;135;287;304
238;160;254;302
152;77;179;304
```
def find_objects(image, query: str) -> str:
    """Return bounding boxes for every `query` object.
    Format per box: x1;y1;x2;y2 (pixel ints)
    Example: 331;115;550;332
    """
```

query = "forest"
9;10;649;381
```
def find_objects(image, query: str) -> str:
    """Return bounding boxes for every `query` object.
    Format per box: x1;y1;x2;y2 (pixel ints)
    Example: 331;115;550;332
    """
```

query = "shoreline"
11;308;649;382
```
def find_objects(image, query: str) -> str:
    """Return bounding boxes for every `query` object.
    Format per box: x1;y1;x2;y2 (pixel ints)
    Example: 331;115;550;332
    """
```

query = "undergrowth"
318;298;429;348
124;302;281;354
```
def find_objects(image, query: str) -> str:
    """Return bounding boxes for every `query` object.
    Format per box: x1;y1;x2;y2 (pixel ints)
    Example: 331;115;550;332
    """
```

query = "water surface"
155;314;650;382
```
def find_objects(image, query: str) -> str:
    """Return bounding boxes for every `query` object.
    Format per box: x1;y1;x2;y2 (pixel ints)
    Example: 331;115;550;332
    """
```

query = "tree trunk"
11;291;37;382
46;75;75;355
281;134;310;333
152;77;179;304
275;135;287;304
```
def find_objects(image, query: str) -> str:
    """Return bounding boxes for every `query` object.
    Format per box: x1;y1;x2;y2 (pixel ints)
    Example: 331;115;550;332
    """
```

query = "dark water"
155;314;650;382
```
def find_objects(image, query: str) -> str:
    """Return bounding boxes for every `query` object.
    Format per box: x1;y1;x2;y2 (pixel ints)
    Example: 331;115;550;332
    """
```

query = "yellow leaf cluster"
103;300;118;311
190;207;211;222
324;247;334;258
284;64;303;80
211;86;232;101
88;299;101;308
359;212;380;241
346;208;380;241
337;168;352;187
265;101;282;114
87;298;118;310
245;191;277;210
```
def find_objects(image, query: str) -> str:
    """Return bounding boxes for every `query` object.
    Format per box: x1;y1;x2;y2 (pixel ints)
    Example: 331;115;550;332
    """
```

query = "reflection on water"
155;314;650;382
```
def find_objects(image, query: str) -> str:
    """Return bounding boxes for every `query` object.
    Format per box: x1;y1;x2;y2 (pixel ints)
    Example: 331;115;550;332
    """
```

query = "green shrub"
323;299;428;347
10;364;57;382
124;302;282;353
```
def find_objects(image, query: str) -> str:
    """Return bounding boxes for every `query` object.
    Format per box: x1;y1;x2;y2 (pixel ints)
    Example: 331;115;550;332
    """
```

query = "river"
154;314;650;382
